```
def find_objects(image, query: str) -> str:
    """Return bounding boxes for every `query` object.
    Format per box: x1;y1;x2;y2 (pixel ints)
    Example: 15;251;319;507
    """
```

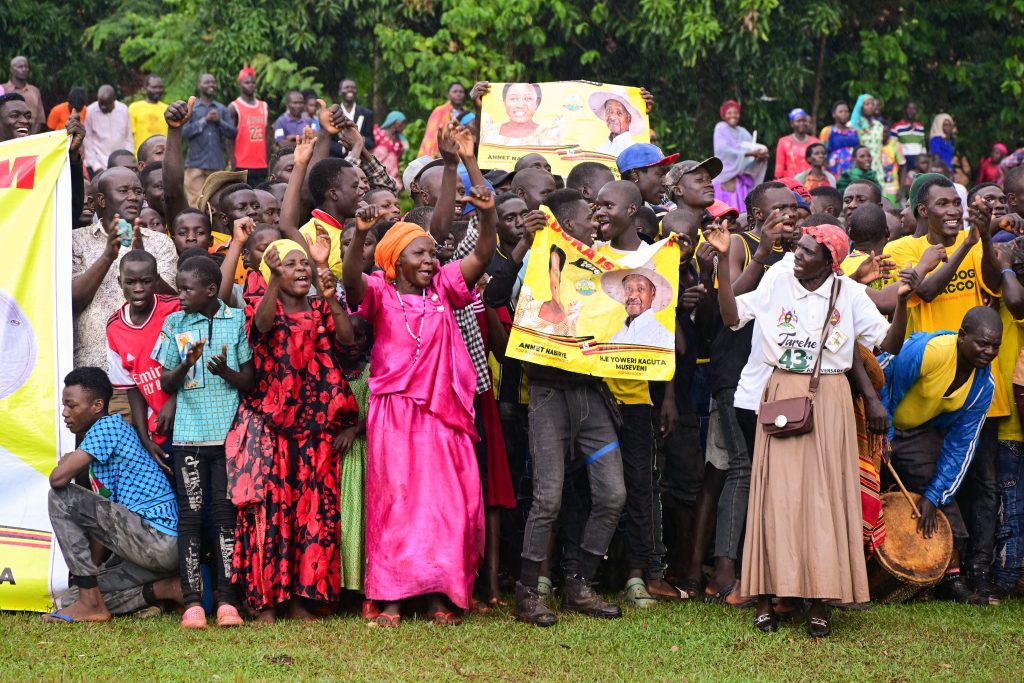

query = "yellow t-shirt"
998;303;1024;441
893;334;974;430
299;217;343;278
128;100;169;153
841;250;884;290
885;231;997;337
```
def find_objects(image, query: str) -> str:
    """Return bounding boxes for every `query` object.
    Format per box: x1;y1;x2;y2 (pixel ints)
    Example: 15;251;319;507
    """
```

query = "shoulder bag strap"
808;277;842;396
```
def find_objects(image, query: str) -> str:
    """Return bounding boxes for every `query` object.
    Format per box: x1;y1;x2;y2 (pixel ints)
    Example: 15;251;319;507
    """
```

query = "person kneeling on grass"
44;367;182;624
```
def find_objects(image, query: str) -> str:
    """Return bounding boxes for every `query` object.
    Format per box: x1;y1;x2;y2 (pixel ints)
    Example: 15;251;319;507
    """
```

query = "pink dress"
357;262;484;609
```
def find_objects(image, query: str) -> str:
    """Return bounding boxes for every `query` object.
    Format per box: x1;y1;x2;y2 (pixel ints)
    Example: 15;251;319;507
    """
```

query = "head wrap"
237;66;256;83
259;239;306;283
849;93;874;130
374;221;435;281
788;107;809;123
993;143;1008;155
909;172;948;213
778;177;812;205
719;100;741;121
803;224;849;275
929;113;955;140
381;111;406;130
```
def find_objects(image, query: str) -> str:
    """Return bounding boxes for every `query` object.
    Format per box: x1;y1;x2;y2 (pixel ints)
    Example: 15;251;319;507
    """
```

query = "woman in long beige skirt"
709;220;910;637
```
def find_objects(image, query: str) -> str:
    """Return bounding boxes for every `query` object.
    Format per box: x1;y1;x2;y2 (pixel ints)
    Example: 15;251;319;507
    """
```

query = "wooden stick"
885;460;921;519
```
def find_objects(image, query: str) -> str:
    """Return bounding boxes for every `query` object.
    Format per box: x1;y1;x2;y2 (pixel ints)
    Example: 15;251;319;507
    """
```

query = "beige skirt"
739;370;869;603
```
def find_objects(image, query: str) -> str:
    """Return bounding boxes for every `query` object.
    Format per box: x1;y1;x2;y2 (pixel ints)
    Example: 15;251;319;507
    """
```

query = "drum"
867;491;953;603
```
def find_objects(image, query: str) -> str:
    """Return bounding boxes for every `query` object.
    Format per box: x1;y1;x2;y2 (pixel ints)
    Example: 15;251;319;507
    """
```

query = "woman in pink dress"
342;177;497;626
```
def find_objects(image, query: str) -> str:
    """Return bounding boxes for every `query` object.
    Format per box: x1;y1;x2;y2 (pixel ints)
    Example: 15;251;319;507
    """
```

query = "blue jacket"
880;331;993;508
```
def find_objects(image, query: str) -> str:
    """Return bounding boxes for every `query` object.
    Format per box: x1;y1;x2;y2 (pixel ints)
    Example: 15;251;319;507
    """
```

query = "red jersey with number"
106;294;181;445
232;97;268;169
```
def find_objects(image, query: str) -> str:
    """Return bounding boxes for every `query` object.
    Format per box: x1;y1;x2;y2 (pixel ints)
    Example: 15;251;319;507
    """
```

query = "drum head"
876;491;952;585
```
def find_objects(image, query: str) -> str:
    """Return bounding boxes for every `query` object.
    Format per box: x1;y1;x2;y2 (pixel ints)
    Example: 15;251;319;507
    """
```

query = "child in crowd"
170;209;214;255
217;218;282;306
106;250;180;475
879;131;905;206
159;255;254;629
139;207;165;233
342;123;497;626
227;229;358;622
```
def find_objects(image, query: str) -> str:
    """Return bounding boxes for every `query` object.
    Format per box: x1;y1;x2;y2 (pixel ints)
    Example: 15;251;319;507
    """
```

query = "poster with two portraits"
478;80;650;176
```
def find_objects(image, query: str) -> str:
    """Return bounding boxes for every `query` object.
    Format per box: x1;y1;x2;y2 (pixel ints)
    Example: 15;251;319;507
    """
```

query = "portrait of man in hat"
589;88;645;157
601;265;675;349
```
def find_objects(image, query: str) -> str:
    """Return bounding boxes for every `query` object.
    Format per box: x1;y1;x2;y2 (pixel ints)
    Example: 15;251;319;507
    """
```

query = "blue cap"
793;191;809;212
616;143;680;174
458;165;494;215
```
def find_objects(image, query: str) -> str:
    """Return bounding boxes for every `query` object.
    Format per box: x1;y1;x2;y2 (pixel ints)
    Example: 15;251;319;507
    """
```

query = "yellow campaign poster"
0;131;73;611
478;81;650;176
507;207;679;380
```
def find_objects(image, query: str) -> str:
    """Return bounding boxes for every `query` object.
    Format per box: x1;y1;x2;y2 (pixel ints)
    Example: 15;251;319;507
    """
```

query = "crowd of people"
5;53;1024;639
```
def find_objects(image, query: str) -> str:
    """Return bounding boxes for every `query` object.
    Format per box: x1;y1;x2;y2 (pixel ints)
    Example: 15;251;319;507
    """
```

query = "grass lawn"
2;597;1023;681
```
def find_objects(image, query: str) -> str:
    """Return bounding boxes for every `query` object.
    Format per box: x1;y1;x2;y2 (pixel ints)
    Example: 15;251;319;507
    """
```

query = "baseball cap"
484;169;516;187
707;199;739;220
674;157;724;180
616;143;680;175
402;155;435;191
458;166;495;215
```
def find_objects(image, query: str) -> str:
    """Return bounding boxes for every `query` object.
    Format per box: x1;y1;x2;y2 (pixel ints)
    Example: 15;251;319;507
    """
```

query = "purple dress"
357;262;484;609
712;121;767;211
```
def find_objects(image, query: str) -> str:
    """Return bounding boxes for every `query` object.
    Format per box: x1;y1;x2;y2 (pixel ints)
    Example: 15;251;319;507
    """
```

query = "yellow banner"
507;207;679;381
0;131;73;611
478;81;650;176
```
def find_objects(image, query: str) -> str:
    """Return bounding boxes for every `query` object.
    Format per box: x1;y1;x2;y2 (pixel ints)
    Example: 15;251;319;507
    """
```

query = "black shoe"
807;615;831;638
754;612;777;633
562;576;622;619
515;581;557;627
965;567;999;603
934;576;993;605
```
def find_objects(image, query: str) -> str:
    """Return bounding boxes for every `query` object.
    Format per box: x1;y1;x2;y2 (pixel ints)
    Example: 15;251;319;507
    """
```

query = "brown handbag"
758;278;841;437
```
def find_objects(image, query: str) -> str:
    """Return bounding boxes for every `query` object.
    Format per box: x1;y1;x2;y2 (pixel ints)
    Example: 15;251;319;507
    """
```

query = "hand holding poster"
507;207;679;381
478;81;650;176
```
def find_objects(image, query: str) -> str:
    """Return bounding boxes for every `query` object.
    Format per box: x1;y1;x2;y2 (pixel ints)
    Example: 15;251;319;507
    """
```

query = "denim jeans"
994;439;1024;591
174;444;236;607
522;384;626;574
618;404;667;580
713;388;758;561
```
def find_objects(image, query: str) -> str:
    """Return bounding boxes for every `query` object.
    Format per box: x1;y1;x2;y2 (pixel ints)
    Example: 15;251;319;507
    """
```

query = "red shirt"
106;294;181;445
232;97;268;169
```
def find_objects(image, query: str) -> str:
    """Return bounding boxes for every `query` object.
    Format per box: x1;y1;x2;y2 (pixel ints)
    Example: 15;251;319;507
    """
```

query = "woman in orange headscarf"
342;170;498;626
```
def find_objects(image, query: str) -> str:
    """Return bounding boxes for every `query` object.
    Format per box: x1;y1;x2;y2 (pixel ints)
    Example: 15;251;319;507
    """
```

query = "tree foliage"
1;0;1021;161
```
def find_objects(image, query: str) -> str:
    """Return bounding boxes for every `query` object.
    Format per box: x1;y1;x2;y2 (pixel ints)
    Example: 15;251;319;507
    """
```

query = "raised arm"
428;121;462;243
163;98;195;221
969;195;1003;294
219;217;254;305
253;245;283;335
459;186;497;288
342;205;379;307
278;126;316;251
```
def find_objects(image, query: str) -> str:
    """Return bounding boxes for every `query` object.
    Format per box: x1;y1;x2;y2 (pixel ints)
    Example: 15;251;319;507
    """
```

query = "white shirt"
597;132;635;157
83;100;134;171
609;307;675;349
732;256;888;392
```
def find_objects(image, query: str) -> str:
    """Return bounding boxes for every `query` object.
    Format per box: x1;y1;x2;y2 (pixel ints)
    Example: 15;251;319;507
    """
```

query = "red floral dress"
227;296;358;610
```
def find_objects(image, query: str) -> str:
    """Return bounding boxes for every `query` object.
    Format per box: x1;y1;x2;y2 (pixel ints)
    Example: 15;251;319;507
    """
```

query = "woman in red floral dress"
226;232;358;622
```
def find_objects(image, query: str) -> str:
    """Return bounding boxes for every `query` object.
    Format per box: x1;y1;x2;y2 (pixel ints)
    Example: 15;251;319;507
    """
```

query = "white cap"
402;155;435;192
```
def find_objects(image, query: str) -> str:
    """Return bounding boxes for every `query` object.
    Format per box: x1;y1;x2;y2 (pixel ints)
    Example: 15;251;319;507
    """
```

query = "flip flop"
370;613;401;628
430;611;462;626
675;578;703;600
704;581;756;608
43;611;76;624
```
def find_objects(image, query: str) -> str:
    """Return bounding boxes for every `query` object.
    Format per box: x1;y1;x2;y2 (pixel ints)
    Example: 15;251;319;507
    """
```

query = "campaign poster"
507;207;679;380
478;81;650;176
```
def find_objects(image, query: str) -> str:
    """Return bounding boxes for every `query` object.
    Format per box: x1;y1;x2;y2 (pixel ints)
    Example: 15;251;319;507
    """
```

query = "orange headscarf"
374;221;435;281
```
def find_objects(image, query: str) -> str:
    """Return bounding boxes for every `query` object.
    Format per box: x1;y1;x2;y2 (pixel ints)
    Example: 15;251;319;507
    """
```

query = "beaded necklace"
393;281;427;364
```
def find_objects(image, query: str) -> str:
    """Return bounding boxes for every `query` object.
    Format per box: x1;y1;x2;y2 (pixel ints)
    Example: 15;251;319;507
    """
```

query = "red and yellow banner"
0;131;73;611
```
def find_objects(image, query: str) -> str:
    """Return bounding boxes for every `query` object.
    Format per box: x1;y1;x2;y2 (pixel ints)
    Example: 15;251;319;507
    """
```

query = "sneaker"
515;581;557;627
563;576;622;618
181;605;208;629
216;603;244;627
622;577;658;608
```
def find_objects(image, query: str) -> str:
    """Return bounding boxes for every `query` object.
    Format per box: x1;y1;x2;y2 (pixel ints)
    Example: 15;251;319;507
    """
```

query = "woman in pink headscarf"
707;221;912;638
712;99;768;211
976;143;1008;184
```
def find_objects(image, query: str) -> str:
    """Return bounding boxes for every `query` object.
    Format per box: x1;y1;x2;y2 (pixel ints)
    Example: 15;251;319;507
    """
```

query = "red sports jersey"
232;97;268;169
106;294;181;446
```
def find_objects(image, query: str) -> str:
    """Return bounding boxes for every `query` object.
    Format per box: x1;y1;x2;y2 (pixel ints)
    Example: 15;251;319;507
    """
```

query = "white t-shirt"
731;256;889;405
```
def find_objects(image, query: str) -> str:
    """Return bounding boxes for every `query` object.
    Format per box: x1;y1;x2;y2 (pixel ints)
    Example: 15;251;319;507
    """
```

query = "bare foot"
646;578;683;600
254;609;276;625
285;599;319;622
42;600;111;624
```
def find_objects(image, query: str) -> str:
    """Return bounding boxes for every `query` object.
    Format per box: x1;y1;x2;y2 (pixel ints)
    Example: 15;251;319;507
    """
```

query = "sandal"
807;616;831;638
622;577;659;608
181;605;208;629
41;611;77;624
676;578;703;600
704;581;755;608
430;611;462;626
754;612;778;633
370;613;401;628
